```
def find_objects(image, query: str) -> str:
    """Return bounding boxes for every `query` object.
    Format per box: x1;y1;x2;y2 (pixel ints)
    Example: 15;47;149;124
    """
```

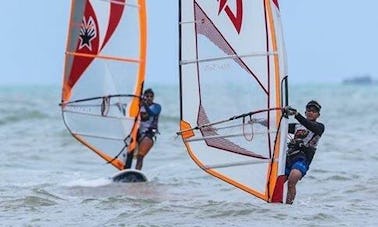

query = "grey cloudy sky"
0;0;377;86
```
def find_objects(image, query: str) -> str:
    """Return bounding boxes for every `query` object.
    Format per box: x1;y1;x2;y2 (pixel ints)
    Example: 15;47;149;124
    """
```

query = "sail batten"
203;159;273;170
61;0;147;170
72;132;126;141
66;51;142;63
61;111;134;121
98;0;139;7
184;130;278;142
180;51;278;64
179;0;289;203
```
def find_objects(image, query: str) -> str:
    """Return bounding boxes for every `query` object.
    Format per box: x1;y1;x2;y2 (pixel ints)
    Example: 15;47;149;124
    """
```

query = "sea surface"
1;83;377;226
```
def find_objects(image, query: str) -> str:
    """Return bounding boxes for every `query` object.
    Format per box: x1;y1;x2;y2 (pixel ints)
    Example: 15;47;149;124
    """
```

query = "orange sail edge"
127;0;147;153
130;0;147;117
207;168;270;201
268;113;287;203
266;133;287;203
183;141;270;202
61;82;72;104
60;0;76;103
127;120;139;153
265;0;283;127
75;134;124;170
180;120;195;139
185;139;288;203
267;140;281;201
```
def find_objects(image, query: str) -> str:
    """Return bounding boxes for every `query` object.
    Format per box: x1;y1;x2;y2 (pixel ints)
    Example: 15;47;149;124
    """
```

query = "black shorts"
137;129;156;143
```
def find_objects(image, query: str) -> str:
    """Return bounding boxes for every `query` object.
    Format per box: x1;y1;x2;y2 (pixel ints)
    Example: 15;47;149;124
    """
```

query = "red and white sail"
178;0;289;203
61;0;147;170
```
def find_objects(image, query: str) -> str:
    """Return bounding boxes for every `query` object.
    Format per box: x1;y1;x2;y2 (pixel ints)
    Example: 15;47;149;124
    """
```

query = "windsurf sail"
60;0;147;170
178;0;289;203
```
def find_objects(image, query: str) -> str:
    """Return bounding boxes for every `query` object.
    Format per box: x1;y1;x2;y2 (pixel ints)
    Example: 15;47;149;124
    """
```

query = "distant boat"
342;75;377;85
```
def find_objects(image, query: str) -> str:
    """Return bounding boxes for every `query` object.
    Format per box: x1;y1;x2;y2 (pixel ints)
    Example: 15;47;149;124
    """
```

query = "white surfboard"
111;169;148;183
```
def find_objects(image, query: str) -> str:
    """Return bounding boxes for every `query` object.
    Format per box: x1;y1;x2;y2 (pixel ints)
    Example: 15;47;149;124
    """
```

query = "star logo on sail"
218;0;243;33
78;16;97;51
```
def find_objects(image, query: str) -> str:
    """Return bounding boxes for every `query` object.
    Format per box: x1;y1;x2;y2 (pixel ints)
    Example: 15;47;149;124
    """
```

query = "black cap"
306;100;321;112
144;88;154;96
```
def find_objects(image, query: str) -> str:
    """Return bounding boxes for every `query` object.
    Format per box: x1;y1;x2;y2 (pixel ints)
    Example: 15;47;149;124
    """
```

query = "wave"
0;110;50;125
0;188;63;212
159;114;179;123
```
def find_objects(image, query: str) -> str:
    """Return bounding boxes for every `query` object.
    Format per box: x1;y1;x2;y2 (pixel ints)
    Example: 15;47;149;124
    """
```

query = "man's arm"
143;103;161;116
294;113;324;136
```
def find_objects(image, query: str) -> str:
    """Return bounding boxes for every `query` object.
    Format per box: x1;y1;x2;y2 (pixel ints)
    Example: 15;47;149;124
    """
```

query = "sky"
0;0;377;86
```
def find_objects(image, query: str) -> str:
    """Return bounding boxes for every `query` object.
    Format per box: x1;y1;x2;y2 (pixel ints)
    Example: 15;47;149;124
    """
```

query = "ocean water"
1;83;377;226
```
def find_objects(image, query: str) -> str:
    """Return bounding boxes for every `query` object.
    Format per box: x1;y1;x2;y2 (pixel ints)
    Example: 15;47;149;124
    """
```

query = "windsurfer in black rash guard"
124;88;161;170
284;100;325;204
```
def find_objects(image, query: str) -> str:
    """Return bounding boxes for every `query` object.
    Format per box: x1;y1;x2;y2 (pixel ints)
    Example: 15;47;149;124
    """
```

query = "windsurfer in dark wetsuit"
124;88;161;170
284;100;325;204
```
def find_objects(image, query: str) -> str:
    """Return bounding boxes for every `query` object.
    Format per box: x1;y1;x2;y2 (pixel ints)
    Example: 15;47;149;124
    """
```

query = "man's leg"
286;169;302;204
135;137;154;170
135;155;144;170
124;151;134;169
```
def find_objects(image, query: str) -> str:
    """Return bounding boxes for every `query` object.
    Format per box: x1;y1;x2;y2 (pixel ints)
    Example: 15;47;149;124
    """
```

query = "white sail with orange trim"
60;0;147;170
178;0;289;203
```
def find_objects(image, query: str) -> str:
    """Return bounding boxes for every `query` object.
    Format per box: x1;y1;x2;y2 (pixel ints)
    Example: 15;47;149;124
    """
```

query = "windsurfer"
284;100;325;204
124;88;161;170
